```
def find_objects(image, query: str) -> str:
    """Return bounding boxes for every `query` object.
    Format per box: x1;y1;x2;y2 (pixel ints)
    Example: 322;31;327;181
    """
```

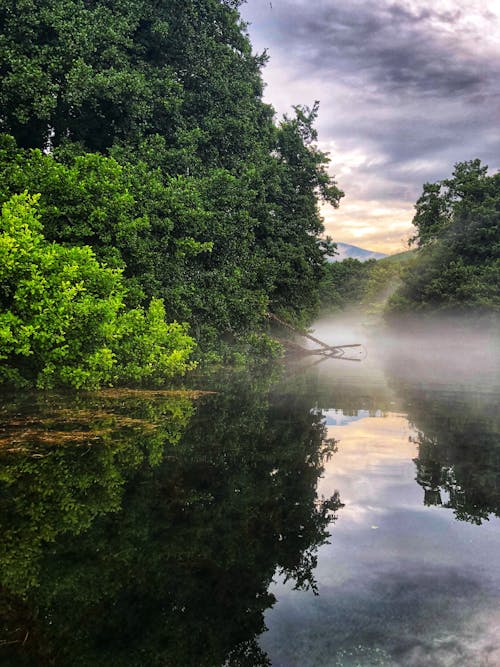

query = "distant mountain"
328;242;388;262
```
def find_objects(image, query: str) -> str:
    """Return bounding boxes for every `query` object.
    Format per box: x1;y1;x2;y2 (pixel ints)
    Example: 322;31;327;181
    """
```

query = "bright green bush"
0;193;196;388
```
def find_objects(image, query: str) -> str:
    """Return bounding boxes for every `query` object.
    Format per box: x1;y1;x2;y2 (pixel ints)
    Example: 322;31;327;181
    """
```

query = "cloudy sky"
240;0;500;253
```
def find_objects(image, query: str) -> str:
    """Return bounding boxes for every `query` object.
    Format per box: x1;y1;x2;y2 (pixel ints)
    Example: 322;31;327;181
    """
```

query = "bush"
0;193;196;389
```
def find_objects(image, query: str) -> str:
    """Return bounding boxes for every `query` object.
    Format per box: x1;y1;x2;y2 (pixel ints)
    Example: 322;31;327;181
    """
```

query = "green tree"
0;135;214;309
0;137;269;344
0;193;195;388
0;0;181;152
0;0;344;350
388;160;500;315
320;258;375;312
0;0;271;170
262;103;343;323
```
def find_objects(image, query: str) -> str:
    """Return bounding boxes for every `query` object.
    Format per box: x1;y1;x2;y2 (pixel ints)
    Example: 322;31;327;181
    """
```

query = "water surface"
1;317;499;666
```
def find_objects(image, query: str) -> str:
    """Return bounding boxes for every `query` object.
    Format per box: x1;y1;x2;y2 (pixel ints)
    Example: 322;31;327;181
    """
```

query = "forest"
320;160;500;319
1;0;498;389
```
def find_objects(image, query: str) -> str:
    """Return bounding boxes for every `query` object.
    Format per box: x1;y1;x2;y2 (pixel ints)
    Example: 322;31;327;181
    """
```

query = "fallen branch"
268;312;364;359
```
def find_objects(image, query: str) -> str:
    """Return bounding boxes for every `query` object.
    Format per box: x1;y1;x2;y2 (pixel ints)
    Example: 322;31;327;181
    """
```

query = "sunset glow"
241;0;500;254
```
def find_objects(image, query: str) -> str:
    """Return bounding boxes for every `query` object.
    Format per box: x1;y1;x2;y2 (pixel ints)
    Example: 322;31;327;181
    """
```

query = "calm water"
1;317;499;666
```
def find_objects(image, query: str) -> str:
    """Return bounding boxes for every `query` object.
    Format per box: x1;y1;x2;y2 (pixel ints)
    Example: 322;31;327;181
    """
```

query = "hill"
378;249;416;265
329;242;387;262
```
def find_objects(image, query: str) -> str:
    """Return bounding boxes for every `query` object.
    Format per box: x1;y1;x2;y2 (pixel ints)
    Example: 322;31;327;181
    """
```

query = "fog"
304;311;500;393
261;311;500;666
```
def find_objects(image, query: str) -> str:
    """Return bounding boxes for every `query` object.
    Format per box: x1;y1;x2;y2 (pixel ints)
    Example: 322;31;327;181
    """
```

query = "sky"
240;0;500;253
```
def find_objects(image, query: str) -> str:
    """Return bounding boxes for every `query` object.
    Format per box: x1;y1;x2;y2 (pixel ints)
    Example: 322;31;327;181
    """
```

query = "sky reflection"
260;411;500;666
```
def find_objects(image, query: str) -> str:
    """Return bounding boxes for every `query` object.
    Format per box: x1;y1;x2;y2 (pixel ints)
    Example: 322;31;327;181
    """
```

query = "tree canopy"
0;193;195;388
388;160;500;316
0;0;343;385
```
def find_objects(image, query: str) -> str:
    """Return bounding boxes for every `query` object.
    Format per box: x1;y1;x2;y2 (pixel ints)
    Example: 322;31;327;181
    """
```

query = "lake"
1;315;499;666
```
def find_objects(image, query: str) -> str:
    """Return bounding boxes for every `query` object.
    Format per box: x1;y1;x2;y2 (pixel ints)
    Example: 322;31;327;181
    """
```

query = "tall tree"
388;160;500;315
258;103;343;322
0;0;271;169
0;0;343;350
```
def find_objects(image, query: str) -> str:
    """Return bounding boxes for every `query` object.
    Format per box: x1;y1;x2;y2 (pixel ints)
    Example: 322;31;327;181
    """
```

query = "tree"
320;258;375;312
0;0;181;152
261;103;343;323
388;160;500;315
0;193;195;388
0;0;272;171
0;134;215;309
0;1;344;352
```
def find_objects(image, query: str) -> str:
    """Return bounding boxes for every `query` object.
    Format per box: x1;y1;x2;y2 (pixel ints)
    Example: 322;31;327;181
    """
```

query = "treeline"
320;160;499;318
0;0;342;388
320;256;403;313
387;160;500;316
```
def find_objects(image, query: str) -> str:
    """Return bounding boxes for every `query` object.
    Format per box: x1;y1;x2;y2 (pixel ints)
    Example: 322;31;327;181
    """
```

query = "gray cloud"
241;0;500;249
252;1;496;97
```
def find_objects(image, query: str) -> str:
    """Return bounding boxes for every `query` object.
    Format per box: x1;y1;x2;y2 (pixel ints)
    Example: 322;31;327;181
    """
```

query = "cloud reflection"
259;407;500;665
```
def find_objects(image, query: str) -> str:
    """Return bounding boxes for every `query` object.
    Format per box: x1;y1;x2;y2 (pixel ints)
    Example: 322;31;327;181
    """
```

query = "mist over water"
309;311;500;393
260;311;500;666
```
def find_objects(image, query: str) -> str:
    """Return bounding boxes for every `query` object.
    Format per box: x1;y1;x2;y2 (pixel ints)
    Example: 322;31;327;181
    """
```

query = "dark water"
1;318;499;666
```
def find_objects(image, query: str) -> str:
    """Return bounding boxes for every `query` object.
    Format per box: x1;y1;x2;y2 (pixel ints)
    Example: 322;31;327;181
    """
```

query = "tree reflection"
0;390;196;596
0;371;342;666
401;386;500;524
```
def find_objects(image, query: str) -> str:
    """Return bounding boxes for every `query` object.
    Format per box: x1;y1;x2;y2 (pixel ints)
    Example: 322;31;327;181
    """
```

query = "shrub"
0;193;196;389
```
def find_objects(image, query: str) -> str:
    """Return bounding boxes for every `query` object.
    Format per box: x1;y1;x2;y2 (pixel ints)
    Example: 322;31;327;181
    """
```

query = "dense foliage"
320;258;376;311
320;256;403;313
0;0;343;387
388;160;500;315
0;193;195;388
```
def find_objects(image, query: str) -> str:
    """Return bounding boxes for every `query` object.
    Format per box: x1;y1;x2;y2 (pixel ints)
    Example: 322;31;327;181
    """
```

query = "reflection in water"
256;314;500;666
0;391;196;596
0;373;342;666
406;388;500;524
2;314;500;666
261;394;500;666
